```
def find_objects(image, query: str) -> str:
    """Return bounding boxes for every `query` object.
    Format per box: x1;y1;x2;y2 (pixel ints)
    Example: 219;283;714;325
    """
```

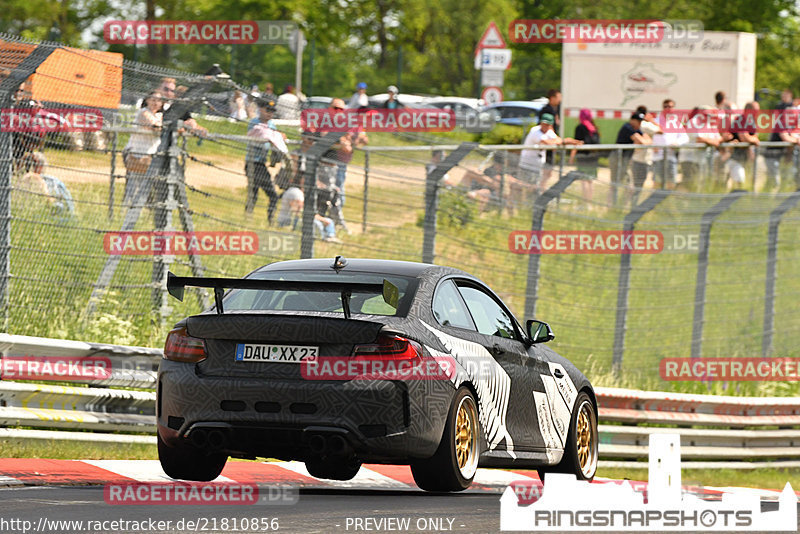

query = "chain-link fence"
2;34;800;391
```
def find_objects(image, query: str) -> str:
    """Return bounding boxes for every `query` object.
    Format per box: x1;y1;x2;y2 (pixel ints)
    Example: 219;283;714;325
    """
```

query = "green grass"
598;467;799;492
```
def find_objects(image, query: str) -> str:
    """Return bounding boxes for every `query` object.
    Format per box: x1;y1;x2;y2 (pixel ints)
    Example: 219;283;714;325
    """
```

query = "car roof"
425;96;483;106
252;258;455;278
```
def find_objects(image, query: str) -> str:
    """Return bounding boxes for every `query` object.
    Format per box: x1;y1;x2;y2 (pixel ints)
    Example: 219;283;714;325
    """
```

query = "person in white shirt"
347;82;369;109
679;106;722;190
652;99;689;190
629;106;660;204
519;113;581;191
122;90;163;204
276;85;301;120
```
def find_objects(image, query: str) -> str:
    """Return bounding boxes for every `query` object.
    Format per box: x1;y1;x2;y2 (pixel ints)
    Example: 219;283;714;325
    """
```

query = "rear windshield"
221;270;418;317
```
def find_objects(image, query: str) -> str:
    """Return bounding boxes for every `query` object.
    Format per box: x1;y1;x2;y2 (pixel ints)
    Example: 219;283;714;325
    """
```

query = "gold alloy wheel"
454;395;479;479
575;400;598;478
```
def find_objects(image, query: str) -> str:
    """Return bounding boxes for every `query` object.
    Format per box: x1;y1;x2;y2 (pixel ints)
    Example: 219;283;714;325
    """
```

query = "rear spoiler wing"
166;271;398;319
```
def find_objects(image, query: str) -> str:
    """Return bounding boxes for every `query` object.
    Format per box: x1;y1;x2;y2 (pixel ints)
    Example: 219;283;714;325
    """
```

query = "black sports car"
157;257;598;491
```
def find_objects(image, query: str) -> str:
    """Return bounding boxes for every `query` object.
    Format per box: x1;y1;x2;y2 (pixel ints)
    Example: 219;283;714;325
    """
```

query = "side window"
457;284;517;340
432;280;476;330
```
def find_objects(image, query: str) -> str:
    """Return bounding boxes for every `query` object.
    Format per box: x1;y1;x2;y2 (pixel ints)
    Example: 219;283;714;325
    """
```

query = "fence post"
611;190;671;376
362;150;369;234
762;191;800;356
108;131;117;220
422;142;477;264
300;135;339;259
523;171;581;320
690;190;746;359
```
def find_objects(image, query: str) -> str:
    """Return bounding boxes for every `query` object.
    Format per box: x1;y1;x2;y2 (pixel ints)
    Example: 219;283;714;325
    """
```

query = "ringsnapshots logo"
509;19;703;44
501;434;797;531
300;108;456;133
0;108;102;132
103;20;297;45
508;231;663;254
104;482;298;505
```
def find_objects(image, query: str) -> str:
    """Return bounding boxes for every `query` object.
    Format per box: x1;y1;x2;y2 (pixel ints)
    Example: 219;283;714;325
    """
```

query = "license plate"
235;343;318;363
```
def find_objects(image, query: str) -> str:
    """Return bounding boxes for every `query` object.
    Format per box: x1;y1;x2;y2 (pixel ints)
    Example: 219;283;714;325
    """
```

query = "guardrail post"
300;134;339;259
422;142;477;264
523;171;581;320
611;190;671;375
0;41;56;331
690;190;746;359
362;150;369;234
762;191;800;356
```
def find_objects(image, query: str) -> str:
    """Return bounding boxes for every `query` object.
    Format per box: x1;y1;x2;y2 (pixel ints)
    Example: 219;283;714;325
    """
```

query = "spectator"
652;99;688;190
173;85;208;137
384;86;401;109
715;90;732;110
721;102;760;189
11;81;45;174
629;106;661;204
276;185;304;230
679;106;722;191
245;99;285;223
230;90;248;121
262;82;278;103
765;96;799;190
347;82;369;109
538;89;562;186
569;108;601;204
328;98;367;232
122;90;163;205
276;84;301;120
519;113;580;191
609;111;648;206
17;152;75;222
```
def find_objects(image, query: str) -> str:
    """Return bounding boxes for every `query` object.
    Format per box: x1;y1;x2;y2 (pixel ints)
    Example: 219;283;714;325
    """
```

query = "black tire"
544;391;598;482
305;459;362;481
410;387;480;492
157;431;228;481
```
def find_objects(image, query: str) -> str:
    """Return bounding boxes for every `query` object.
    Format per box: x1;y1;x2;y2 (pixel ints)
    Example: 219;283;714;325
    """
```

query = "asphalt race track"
0;460;797;534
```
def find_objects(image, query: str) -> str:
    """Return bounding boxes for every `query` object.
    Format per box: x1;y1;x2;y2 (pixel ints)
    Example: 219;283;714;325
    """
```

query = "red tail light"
352;334;423;363
164;327;207;363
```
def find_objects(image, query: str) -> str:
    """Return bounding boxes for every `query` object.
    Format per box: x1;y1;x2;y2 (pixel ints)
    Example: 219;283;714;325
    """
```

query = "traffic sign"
476;21;507;50
481;69;504;87
481;86;504;104
474;48;512;70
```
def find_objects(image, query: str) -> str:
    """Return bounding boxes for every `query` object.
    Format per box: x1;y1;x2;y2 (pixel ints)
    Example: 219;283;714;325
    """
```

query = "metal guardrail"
0;335;798;468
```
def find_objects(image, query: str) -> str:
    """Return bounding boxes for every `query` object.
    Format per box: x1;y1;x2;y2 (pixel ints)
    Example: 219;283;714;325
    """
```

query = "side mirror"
527;319;554;344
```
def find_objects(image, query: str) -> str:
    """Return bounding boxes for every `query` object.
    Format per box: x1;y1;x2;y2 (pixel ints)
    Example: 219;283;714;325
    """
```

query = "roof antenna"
331;255;347;272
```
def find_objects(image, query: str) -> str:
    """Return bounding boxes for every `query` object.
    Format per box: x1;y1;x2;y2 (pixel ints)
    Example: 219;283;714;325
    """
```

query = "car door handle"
553;368;564;379
491;344;503;356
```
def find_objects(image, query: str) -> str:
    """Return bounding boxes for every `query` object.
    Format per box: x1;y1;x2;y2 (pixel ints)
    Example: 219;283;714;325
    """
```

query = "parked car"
367;93;429;108
157;258;599;492
301;96;333;110
482;98;549;127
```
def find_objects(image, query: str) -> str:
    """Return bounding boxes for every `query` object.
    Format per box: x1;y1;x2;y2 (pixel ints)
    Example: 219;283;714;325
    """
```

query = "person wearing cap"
384;86;400;109
348;82;369;109
245;98;284;222
519;113;581;191
608;111;649;206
